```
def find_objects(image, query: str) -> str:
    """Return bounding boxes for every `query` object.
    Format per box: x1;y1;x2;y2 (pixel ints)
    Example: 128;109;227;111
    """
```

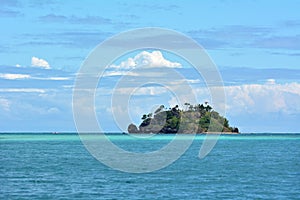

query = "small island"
128;103;239;134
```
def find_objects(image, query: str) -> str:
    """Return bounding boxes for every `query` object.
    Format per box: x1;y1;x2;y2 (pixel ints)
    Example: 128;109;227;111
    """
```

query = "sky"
0;0;300;133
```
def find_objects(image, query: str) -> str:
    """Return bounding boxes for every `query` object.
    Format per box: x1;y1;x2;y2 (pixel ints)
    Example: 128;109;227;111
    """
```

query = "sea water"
1;133;299;199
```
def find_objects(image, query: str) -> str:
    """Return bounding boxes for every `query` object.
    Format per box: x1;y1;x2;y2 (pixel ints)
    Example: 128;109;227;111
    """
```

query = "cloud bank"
224;81;300;115
113;80;300;115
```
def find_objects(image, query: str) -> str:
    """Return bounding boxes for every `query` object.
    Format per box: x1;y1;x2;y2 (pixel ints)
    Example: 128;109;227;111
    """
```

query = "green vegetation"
128;103;239;134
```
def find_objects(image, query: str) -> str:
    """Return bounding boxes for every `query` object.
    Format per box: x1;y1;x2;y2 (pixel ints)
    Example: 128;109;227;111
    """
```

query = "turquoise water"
1;133;300;199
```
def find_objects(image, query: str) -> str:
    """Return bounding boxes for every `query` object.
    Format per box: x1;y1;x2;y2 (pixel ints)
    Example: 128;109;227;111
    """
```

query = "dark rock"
128;123;139;133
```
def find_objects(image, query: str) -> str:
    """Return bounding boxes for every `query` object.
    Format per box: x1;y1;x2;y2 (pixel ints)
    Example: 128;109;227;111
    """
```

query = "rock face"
127;103;239;134
127;124;139;133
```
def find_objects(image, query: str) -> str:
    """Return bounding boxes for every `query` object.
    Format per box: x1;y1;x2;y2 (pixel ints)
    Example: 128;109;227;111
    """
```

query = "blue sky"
0;0;300;132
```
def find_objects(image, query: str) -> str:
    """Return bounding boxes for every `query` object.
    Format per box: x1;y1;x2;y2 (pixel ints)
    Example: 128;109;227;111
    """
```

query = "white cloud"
47;77;70;81
110;86;168;96
131;86;168;96
183;80;300;115
0;73;71;81
266;78;276;85
0;88;46;93
169;79;201;85
47;107;60;114
102;71;139;77
33;76;71;81
186;79;201;84
223;81;300;114
62;85;74;88
0;73;31;80
109;51;181;69
0;98;11;111
31;56;51;69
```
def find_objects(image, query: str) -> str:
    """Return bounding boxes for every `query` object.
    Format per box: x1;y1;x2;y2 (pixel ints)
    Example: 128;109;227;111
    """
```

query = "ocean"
1;133;299;199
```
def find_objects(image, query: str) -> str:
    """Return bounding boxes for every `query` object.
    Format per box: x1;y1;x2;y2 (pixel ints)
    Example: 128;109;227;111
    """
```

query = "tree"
128;102;239;134
224;118;229;128
233;127;239;133
154;105;164;114
141;114;147;120
205;105;212;112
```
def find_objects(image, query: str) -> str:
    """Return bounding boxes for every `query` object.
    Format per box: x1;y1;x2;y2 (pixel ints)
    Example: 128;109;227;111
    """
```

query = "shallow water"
1;133;300;199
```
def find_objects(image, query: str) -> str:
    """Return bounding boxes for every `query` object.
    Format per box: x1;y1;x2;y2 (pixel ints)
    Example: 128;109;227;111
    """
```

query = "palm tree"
205;105;212;112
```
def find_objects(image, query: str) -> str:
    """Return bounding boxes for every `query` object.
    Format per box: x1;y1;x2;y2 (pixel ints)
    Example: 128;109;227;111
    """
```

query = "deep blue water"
1;133;300;199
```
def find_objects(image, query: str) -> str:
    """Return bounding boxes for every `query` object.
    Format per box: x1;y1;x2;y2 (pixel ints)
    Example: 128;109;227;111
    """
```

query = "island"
128;103;239;134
